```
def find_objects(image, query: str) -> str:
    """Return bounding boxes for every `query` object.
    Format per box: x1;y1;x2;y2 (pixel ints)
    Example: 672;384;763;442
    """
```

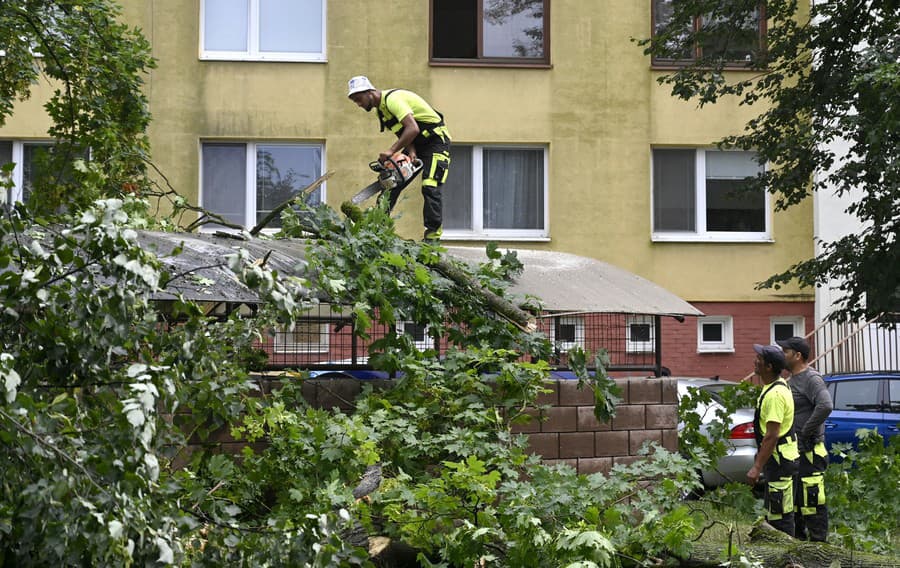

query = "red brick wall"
661;301;814;381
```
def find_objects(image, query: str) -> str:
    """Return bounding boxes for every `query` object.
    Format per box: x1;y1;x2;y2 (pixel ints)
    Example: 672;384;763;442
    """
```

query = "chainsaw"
350;154;424;210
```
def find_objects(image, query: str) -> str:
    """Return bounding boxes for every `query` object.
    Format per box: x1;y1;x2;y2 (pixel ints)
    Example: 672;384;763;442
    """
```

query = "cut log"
681;522;900;567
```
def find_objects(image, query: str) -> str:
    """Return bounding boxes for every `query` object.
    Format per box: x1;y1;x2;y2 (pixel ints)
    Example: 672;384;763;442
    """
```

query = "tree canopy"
640;0;900;322
0;0;155;214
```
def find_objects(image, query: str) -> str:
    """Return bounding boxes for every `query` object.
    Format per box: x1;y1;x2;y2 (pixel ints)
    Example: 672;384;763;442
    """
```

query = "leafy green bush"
827;430;900;555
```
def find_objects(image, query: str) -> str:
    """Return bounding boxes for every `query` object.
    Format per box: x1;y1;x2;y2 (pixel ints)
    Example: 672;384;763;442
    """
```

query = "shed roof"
136;232;701;317
444;246;703;317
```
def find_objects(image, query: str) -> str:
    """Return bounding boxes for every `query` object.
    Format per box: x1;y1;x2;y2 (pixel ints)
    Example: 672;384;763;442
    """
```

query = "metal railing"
809;313;900;374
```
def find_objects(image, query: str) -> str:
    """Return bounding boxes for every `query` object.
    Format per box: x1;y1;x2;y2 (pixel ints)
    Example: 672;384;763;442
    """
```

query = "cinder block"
315;379;361;411
646;405;678;429
613;378;630;403
595;430;629;457
510;407;541;433
577;457;613;476
576;406;611;432
542;458;578;470
526;432;559;459
558;380;595;406
541;406;578;432
559;432;596;458
662;429;679;452
536;381;559;406
661;378;678;404
611;405;645;430
629;378;662;404
613;455;644;467
301;379;317;405
629;429;663;455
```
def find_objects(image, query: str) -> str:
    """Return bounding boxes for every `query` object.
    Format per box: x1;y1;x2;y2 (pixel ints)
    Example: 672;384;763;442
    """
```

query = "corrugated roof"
138;230;316;303
444;246;703;317
134;232;701;317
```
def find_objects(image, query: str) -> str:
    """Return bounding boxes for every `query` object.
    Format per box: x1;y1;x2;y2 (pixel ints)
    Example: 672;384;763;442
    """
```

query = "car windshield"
699;384;727;405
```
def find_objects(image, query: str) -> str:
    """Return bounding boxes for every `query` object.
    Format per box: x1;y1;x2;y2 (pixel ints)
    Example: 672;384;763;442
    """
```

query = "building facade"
0;1;816;380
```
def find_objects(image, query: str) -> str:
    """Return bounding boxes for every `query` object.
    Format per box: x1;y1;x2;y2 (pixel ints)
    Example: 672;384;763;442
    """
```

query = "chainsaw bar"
350;158;424;207
350;180;384;205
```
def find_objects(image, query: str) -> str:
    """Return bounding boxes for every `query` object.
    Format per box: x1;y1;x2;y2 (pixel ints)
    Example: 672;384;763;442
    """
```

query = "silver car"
677;377;757;488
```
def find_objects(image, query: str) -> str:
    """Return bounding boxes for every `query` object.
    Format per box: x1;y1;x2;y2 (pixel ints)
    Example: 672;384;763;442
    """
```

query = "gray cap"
754;343;786;371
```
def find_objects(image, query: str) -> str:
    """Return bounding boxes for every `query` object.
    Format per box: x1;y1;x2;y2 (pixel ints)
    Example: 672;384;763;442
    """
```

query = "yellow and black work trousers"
417;136;451;239
763;450;798;537
795;441;829;542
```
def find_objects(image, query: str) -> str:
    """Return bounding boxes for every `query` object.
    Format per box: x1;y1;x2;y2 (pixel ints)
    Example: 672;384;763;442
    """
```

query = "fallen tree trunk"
681;522;900;567
340;201;537;333
429;256;537;333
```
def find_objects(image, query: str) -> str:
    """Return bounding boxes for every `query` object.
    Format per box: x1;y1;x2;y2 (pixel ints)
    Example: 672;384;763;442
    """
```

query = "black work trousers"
795;442;829;542
763;455;798;537
416;137;451;238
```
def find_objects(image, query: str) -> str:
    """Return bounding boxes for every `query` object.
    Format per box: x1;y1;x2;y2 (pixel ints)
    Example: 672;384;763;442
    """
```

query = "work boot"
423;226;442;241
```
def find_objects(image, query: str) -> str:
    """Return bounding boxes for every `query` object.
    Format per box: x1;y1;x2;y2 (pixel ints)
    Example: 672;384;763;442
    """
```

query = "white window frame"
651;148;771;243
550;315;585;350
770;316;805;344
1;140;61;205
626;315;655;353
442;144;550;241
199;141;325;232
397;321;433;351
697;316;734;353
273;322;330;354
199;0;327;62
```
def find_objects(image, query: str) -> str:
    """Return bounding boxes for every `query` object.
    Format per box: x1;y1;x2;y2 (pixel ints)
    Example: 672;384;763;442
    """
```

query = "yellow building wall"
0;0;814;304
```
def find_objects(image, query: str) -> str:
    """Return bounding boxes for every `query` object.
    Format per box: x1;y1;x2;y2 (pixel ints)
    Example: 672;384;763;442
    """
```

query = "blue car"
823;371;900;454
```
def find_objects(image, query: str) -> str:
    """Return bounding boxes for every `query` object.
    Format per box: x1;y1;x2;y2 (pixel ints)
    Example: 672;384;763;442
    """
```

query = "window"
397;321;433;351
431;0;549;65
200;0;326;61
442;144;548;239
832;379;881;412
1;140;84;205
550;316;584;350
200;142;323;230
888;379;900;413
273;322;329;354
651;0;763;66
771;317;804;344
626;315;655;353
697;316;733;353
652;149;767;241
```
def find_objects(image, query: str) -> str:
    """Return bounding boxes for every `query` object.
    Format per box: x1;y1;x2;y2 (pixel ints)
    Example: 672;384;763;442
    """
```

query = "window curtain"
483;148;543;229
202;143;246;227
653;149;695;231
442;145;473;230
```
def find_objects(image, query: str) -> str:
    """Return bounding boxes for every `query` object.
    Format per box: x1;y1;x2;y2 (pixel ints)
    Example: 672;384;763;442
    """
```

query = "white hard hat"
347;75;375;97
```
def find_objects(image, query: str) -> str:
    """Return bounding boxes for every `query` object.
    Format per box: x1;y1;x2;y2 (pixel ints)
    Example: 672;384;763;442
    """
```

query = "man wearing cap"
747;344;799;537
347;76;451;240
776;336;833;542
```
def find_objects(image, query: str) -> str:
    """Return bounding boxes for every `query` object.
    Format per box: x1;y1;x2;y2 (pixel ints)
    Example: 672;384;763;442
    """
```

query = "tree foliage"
0;0;156;214
639;0;900;322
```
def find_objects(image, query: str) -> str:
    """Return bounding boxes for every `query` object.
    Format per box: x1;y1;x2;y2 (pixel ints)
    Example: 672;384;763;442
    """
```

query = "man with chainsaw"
347;75;451;240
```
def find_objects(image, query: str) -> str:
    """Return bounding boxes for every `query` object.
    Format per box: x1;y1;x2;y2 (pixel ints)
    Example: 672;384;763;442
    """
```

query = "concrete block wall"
177;377;680;474
512;377;679;475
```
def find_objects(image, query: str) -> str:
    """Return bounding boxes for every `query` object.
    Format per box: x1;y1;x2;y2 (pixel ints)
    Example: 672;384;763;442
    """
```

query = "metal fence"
810;314;900;374
254;304;663;375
